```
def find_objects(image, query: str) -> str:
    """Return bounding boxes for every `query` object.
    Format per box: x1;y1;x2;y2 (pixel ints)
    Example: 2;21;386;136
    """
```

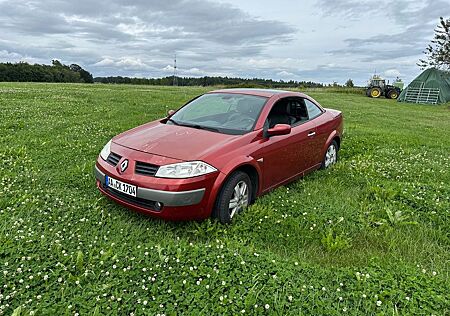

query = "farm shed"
398;68;450;104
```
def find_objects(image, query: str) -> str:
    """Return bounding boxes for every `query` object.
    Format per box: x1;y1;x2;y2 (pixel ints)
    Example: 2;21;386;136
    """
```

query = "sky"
0;0;448;85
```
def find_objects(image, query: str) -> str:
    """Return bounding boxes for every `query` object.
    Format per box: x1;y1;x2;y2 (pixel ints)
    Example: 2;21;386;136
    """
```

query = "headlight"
155;161;217;178
100;140;112;161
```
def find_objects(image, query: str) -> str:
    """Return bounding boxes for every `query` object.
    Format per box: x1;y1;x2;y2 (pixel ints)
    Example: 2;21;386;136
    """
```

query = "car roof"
208;88;307;98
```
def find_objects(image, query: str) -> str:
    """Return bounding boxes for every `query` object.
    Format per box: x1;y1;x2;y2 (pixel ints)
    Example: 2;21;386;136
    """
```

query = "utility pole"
173;54;178;86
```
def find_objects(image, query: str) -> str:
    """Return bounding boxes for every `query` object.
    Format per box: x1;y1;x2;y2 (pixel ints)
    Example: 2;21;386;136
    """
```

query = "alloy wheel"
228;180;249;218
325;144;337;168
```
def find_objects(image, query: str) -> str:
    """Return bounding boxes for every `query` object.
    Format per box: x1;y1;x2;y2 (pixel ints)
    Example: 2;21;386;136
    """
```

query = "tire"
387;89;399;99
369;87;382;98
385;89;392;99
320;140;338;169
213;171;251;224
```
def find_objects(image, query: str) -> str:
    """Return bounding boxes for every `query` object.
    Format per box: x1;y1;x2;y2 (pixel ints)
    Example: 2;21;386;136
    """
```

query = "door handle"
307;131;316;137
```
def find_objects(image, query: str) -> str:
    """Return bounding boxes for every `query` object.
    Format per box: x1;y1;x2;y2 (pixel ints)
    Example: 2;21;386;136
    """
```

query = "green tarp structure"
398;68;450;104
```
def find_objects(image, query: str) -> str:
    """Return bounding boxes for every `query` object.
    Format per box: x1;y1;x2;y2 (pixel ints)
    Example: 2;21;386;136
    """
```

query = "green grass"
0;83;449;315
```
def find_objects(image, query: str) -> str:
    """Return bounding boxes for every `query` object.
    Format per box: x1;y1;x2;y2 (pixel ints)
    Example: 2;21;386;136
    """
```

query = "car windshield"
167;93;268;135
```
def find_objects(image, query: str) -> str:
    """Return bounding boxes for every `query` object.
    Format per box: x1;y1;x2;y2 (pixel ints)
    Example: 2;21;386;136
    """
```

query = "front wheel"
213;171;251;224
321;140;338;169
387;89;399;99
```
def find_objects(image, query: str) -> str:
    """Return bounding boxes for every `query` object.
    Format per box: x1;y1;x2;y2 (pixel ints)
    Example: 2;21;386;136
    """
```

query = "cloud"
384;69;402;77
94;58;115;67
0;0;439;84
0;0;297;78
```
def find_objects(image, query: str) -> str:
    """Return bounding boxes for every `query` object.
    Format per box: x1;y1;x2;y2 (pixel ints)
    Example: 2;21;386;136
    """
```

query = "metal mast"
173;54;178;86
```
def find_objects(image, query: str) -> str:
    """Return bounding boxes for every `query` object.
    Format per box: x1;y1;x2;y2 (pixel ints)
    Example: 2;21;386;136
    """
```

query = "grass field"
0;83;449;315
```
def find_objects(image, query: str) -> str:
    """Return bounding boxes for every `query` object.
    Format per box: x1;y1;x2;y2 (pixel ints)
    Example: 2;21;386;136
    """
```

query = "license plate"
105;175;137;197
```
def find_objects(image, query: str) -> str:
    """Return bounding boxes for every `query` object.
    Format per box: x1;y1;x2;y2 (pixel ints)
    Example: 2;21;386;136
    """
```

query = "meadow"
0;83;449;315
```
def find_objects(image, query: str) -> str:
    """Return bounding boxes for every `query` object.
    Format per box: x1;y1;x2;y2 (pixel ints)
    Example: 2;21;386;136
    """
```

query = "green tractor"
366;75;404;99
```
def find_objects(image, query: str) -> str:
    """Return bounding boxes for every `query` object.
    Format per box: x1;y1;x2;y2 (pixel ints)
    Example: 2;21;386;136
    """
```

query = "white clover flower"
376;300;382;307
432;271;437;276
143;301;147;305
265;304;270;310
288;295;293;301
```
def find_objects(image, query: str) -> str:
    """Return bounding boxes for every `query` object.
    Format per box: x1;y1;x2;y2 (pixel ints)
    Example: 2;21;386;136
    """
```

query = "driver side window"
266;99;293;128
266;98;309;128
266;98;324;128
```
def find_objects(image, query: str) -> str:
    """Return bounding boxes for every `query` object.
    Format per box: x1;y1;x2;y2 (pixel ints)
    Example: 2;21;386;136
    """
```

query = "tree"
70;64;94;83
345;79;354;87
418;17;450;70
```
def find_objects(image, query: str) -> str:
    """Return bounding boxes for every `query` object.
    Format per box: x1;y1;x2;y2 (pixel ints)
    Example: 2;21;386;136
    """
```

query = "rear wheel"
213;171;251;224
369;87;382;98
320;140;338;169
387;89;399;99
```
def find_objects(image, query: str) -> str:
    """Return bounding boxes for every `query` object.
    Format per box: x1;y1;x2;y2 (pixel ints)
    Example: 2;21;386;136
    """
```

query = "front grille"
102;184;160;211
106;152;121;166
135;161;159;176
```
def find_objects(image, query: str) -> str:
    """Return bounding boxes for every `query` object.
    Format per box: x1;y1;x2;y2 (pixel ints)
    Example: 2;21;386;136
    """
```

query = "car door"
260;98;318;191
303;98;327;166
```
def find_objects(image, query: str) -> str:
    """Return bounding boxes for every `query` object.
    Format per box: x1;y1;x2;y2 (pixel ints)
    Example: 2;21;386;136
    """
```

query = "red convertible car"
95;89;343;223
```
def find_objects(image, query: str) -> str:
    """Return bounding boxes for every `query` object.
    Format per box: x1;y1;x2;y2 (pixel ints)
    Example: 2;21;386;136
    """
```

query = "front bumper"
94;165;205;207
94;143;222;220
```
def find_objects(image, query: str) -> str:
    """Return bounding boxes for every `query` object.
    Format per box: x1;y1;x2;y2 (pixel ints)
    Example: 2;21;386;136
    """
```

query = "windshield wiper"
178;122;220;133
167;118;180;125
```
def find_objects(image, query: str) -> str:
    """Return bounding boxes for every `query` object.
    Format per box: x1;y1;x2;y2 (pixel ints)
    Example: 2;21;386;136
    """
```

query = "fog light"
155;202;163;210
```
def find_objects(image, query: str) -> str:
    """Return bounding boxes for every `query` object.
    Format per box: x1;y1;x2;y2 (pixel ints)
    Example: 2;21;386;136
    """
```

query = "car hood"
113;121;239;161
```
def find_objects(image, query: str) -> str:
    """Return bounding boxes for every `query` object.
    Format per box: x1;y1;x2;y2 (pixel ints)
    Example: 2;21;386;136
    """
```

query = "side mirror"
266;124;291;137
167;109;175;117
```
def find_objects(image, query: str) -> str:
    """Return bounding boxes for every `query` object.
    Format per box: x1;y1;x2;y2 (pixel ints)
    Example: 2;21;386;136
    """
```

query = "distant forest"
94;76;324;88
0;60;326;87
0;60;94;83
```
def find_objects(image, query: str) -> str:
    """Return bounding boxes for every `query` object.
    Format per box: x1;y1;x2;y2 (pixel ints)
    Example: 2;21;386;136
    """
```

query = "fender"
204;156;263;217
322;130;340;157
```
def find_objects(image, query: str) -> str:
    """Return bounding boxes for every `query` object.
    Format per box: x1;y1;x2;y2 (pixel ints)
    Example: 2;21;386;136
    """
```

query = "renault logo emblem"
120;159;129;173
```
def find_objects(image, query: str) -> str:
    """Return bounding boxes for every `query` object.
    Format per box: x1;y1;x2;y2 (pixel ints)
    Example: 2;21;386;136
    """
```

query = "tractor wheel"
387;89;399;99
369;87;382;98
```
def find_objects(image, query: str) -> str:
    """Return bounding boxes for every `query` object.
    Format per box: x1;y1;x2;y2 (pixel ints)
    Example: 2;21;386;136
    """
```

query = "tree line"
94;76;324;88
0;60;94;83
